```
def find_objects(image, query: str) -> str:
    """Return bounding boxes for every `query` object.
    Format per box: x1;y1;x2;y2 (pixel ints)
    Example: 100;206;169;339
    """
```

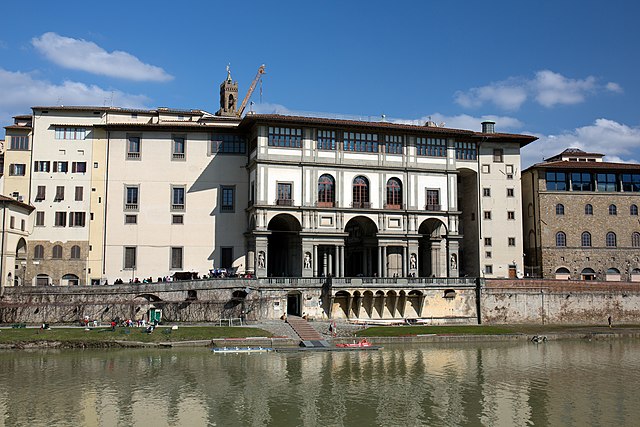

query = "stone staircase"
286;315;330;348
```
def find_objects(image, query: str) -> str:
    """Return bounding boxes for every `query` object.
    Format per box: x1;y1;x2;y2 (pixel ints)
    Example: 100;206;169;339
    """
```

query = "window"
69;212;86;227
221;247;233;269
125;215;137;224
172;136;185;160
54;212;67;227
385;134;403;154
52;245;63;259
484;265;493;274
352;176;370;208
70;245;81;259
127;136;141;159
556;204;565;215
416;137;446;157
484;211;492;220
633;232;640;247
9;135;29;150
75;186;83;201
34;161;50;172
171;247;183;269
35;186;46;202
597;173;618;192
455;141;476;160
622;174;640;192
34;245;44;260
581;232;592;247
484;237;492;246
277;183;293;206
54;186;65;201
53;161;68;173
485;251;492;258
508;237;516;246
124;247;137;269
9;164;26;176
210;134;247;154
606;232;617;247
609;204;617;215
55;127;86;140
506;164;514;174
631;205;638;216
317;130;336;150
172;214;184;224
317;174;335;207
221;186;235;211
72;162;87;173
10;217;14;229
585;204;593;215
506;188;514;197
268;127;302;148
125;186;139;210
546;171;567;191
172;186;186;211
425;189;440;211
556;232;566;247
35;211;45;226
493;149;503;163
507;211;515;220
483;188;491;197
344;132;378;152
572;172;593;191
386;178;402;208
481;164;490;174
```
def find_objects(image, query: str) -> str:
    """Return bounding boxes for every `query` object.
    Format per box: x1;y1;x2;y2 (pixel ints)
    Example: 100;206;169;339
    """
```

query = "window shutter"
53;161;58;172
72;162;76;173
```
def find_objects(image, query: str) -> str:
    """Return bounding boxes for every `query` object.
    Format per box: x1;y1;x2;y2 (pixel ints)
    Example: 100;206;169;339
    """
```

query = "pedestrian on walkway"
608;315;612;328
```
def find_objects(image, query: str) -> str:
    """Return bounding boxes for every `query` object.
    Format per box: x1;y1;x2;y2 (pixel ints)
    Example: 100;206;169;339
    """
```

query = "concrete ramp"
286;315;329;347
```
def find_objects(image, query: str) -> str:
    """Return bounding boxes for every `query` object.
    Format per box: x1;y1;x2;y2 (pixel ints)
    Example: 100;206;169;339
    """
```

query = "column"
339;245;345;277
328;251;333;276
377;246;382;278
382;246;387;277
313;245;318;277
402;246;407;277
323;250;328;277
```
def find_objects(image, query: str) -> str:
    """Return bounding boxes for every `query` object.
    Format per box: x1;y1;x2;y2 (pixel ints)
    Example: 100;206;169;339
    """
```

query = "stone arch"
362;290;374;319
373;290;385;318
344;216;378;277
62;274;79;286
333;290;351;319
384;290;398;318
555;267;570;280
580;268;596;281
418;218;448;277
267;214;302;277
406;290;423;318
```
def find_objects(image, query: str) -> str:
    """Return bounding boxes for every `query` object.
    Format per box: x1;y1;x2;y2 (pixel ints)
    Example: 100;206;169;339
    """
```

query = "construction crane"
237;64;266;117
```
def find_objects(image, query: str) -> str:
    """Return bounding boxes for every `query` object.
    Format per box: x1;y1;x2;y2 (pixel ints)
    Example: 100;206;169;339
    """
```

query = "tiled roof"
32;106;206;115
0;195;36;211
12;114;32;119
4;125;32;131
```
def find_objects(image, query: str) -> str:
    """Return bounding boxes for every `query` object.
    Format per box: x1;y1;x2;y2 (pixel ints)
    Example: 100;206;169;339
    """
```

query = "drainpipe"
0;202;6;297
102;130;110;277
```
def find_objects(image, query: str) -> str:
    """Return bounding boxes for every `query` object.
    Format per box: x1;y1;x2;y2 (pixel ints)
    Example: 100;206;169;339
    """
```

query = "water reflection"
0;340;639;426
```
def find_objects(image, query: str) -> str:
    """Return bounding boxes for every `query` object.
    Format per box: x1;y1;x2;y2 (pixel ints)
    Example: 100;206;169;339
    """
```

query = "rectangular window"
483;188;491;197
124;247;137;269
506;164;514;174
172;136;186;160
9;164;26;176
75;186;83;201
277;183;293;206
53;161;68;173
485;265;493;274
125;186;139;210
21;219;25;231
9;135;29;150
622;174;640;192
385;134;404;154
34;161;50;172
125;215;137;224
597;173;618;192
54;186;65;201
54;211;67;227
455;141;476;160
571;172;593;191
35;211;45;226
127;136;141;159
484;237;492;246
508;237;516;246
493;149;504;162
172;186;185;211
211;134;247;154
268;127;302;148
72;162;87;173
55;127;86;140
343;132;378;152
506;188;514;197
484;211;492;220
221;186;235;212
317;130;336;150
546;171;567;190
10;216;14;229
171;247;183;269
425;189;440;211
221;247;233;269
507;211;515;220
485;251;492;259
35;186;46;202
416;137;446;157
481;164;490;174
69;212;86;227
172;214;184;224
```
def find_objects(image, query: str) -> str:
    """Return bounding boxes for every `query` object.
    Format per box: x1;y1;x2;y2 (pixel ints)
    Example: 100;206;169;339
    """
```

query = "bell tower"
216;65;238;117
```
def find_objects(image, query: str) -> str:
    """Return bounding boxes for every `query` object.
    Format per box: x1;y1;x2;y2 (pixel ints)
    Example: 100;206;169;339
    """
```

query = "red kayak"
336;339;372;348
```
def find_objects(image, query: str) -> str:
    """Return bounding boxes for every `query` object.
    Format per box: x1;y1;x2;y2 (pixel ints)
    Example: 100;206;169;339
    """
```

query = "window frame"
172;135;186;160
556;231;567;247
171;185;186;211
124;246;137;270
268;127;302;148
556;204;565;215
416;137;446;157
385;177;402;209
127;135;141;160
170;247;183;270
581;231;592;247
276;182;293;206
425;189;440;211
493;149;504;163
220;186;235;212
352;176;370;208
317;174;335;207
317;130;337;151
606;232;617;247
124;185;139;211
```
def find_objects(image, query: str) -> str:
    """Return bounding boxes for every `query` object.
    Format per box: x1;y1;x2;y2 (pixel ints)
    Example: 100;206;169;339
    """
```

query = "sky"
1;0;639;168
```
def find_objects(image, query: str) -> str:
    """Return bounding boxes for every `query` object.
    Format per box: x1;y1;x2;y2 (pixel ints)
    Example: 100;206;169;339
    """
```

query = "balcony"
172;153;185;160
425;204;442;211
351;202;372;209
276;198;294;206
124;203;138;211
172;204;185;211
127;152;141;159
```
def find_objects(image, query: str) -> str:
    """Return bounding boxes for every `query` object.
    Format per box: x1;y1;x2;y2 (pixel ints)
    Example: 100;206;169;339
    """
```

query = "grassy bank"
355;324;640;337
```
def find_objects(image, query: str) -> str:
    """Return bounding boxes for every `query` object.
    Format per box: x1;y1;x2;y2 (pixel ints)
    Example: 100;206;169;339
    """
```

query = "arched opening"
385;177;402;209
62;274;79;286
606;268;621;282
35;274;50;286
317;174;335;208
581;268;596;281
267;214;302;277
373;290;385;318
15;238;27;286
555;267;571;280
406;290;423;318
384;290;397;318
344;216;378;277
418;218;447;277
631;268;640;282
352;176;370;208
350;291;362;318
362;291;374;318
333;290;350;319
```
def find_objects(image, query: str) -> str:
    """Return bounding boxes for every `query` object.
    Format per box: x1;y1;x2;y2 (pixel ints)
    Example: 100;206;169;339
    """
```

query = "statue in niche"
410;253;417;270
257;251;265;269
304;252;312;269
450;254;457;270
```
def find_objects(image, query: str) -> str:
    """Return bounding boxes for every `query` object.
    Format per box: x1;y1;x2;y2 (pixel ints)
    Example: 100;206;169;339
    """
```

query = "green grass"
0;326;272;345
355;324;634;337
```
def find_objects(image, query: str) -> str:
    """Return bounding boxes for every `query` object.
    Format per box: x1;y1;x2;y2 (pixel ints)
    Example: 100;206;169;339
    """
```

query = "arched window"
52;245;63;259
633;232;640;248
386;178;402;209
609;204;617;215
581;232;592;247
34;245;44;260
70;245;81;259
585;204;593;215
631;204;638;216
581;268;596;281
352;176;370;208
606;232;617;247
556;204;565;215
317;174;335;207
556;231;566;247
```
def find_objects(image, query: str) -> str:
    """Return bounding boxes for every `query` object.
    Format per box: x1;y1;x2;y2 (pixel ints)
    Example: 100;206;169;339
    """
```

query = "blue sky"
1;0;639;167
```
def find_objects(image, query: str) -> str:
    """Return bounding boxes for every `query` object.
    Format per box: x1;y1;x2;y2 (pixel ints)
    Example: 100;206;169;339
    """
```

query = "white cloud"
32;32;173;82
455;70;622;111
521;118;640;168
0;68;149;128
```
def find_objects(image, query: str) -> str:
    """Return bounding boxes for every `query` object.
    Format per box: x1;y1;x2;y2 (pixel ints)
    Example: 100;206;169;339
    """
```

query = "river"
1;339;639;426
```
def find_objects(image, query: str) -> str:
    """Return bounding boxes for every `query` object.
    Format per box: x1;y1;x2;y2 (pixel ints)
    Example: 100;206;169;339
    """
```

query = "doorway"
287;292;301;316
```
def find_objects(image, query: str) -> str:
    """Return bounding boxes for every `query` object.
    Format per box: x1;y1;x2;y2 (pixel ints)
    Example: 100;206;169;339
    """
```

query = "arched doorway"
344;216;378;277
15;238;27;286
62;274;80;286
267;214;302;277
581;268;596;281
555;267;570;280
418;219;447;277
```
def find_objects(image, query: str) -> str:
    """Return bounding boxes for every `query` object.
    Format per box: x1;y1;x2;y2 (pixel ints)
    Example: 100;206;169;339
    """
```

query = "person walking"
608;315;612;328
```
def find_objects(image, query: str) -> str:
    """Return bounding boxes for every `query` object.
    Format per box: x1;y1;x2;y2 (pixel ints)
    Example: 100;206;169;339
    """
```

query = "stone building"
522;148;640;280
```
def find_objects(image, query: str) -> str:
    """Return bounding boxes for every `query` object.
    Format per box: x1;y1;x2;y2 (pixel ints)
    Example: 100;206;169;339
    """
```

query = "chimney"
481;121;495;133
